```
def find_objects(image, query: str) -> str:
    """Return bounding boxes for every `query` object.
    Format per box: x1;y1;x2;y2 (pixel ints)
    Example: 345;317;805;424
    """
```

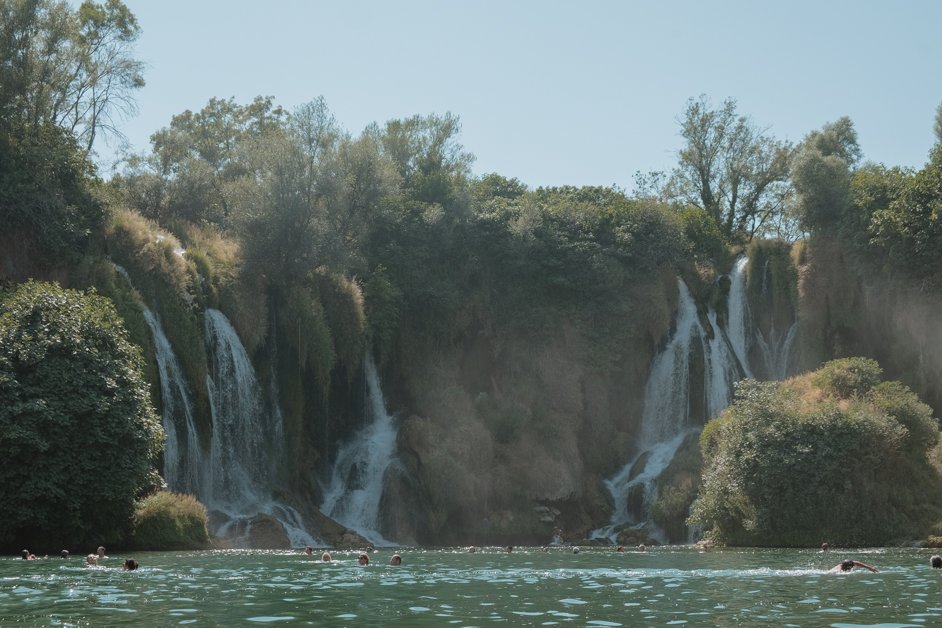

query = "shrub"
689;362;942;546
812;357;883;398
129;491;209;550
0;281;163;551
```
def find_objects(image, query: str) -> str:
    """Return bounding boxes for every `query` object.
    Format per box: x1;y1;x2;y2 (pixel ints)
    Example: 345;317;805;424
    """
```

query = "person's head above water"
931;555;942;569
389;554;402;566
840;559;855;571
358;553;370;565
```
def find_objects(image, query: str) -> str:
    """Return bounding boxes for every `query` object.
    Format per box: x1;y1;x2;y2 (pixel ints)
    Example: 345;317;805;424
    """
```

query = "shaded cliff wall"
381;272;679;546
796;238;942;415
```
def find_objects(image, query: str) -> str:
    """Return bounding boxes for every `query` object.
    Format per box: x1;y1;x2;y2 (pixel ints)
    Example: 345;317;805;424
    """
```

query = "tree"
790;117;861;233
374;112;474;210
0;0;145;156
149;95;285;225
0;281;163;551
667;96;792;240
0;120;105;259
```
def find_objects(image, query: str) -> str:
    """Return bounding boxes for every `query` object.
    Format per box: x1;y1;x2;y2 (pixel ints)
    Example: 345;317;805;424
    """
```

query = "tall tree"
148;95;285;225
791;117;861;233
0;0;144;155
667;96;792;240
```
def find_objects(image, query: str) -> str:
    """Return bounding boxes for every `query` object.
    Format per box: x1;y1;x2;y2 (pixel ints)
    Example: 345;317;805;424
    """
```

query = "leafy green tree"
868;146;942;282
791;117;860;233
0;0;144;156
373;112;473;210
667;95;792;240
0;281;163;551
0;121;105;259
148;95;285;225
690;359;942;546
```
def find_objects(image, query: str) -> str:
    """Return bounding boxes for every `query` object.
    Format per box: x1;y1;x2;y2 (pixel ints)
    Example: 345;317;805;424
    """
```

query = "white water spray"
596;264;759;542
321;354;398;546
203;308;319;547
142;309;204;495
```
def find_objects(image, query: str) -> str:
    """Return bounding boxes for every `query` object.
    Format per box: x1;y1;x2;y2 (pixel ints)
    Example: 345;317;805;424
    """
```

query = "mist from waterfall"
320;354;398;546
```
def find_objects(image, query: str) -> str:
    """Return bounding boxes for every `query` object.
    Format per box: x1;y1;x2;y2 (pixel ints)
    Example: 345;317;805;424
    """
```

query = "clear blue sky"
92;0;942;191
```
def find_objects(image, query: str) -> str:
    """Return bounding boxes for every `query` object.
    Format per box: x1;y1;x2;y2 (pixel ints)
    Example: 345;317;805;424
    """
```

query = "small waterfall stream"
320;354;398;546
142;309;204;496
114;264;205;496
596;256;779;542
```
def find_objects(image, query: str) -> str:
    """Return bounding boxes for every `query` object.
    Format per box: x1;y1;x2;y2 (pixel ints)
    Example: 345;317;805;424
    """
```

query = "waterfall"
726;256;754;378
114;264;204;495
756;322;798;381
203;308;319;548
754;258;798;381
595;268;752;542
320;354;398;546
142;309;204;495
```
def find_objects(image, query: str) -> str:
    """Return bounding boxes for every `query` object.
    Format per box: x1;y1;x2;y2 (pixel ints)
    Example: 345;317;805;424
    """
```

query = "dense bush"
128;491;209;550
0;281;163;551
690;362;942;547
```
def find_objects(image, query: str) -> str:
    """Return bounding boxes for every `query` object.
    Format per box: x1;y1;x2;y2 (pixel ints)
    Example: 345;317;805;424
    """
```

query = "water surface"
1;546;939;625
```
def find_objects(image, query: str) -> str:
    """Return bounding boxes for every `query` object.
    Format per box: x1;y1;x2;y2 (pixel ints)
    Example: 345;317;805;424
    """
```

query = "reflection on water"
0;547;939;626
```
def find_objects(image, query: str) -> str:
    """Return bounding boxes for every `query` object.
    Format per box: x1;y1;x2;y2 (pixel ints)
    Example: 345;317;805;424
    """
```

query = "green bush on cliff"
129;491;209;550
690;360;942;547
0;281;163;551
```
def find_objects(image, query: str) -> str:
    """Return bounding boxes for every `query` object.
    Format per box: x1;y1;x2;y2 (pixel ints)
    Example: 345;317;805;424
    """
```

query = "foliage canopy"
0;281;163;551
690;358;941;546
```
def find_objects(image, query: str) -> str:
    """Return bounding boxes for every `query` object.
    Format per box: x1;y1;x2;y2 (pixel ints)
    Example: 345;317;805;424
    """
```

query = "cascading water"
596;260;759;542
753;258;799;380
142;309;204;496
320;354;398;546
203;308;319;547
114;264;204;495
726;256;754;378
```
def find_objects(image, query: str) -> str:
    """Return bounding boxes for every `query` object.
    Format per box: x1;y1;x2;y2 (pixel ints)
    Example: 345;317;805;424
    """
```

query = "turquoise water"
1;546;940;626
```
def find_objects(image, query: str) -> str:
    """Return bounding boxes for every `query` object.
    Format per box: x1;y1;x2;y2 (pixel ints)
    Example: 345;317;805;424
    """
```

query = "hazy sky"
92;0;942;191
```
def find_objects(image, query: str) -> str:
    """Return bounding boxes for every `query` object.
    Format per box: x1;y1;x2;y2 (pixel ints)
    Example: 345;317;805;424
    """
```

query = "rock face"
383;311;665;545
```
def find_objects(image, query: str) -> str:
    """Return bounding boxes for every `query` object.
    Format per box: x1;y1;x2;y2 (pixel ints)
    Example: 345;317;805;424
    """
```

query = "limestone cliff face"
796;239;942;414
377;278;677;546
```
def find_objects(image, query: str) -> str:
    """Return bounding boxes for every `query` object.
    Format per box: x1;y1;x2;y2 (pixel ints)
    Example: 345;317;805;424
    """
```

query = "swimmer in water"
358;553;370;566
389;554;402;566
829;559;877;573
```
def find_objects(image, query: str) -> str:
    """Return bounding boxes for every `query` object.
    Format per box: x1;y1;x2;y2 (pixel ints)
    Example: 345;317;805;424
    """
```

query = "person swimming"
358;553;370;566
829;559;877;573
389;554;402;566
123;559;139;571
930;555;942;569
